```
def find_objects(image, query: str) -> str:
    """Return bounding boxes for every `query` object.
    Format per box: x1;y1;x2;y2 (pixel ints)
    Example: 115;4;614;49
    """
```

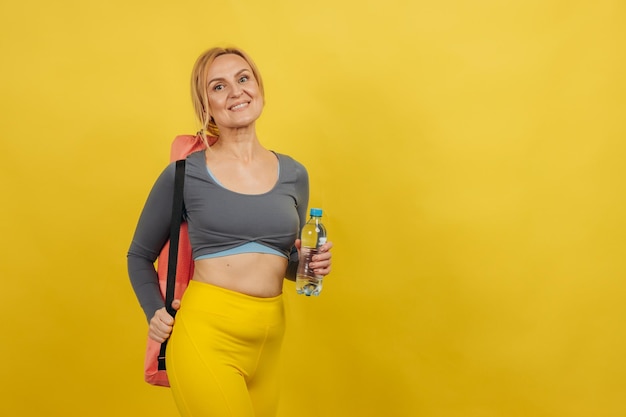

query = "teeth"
231;102;248;110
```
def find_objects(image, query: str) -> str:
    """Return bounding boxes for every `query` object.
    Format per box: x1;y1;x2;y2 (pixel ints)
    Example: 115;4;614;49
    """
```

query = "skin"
149;54;333;343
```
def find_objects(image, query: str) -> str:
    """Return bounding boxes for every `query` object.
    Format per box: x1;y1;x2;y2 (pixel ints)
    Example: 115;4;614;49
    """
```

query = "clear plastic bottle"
296;208;327;296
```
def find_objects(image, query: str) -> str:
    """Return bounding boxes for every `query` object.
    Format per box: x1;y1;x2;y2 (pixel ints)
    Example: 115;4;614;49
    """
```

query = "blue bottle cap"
310;208;323;217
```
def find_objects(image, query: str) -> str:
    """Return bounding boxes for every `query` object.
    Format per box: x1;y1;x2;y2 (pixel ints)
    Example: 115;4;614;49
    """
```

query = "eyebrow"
208;68;251;86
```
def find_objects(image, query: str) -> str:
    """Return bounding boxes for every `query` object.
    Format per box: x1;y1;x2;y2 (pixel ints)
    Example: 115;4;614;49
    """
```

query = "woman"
127;47;333;417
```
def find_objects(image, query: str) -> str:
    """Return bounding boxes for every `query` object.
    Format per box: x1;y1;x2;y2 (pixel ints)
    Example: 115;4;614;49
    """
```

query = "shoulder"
275;153;309;198
154;148;206;181
276;152;308;178
186;149;205;161
157;160;177;180
180;150;207;179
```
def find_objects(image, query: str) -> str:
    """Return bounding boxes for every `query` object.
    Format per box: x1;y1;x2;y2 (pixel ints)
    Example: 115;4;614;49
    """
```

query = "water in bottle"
296;208;327;296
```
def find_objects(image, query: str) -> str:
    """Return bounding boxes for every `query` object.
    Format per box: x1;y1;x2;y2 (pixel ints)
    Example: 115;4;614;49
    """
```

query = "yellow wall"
1;1;625;416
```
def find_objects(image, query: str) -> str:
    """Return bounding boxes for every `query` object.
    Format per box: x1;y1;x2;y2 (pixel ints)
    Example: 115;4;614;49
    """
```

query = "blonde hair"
190;47;265;147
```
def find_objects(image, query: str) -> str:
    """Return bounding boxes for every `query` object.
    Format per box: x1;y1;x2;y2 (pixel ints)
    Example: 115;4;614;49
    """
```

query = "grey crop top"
127;150;309;320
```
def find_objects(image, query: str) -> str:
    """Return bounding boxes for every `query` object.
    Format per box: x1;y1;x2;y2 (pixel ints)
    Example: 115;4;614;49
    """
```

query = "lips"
229;101;250;111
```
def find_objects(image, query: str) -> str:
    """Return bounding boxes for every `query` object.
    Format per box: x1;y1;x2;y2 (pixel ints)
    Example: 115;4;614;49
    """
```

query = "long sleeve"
127;162;176;321
285;159;309;281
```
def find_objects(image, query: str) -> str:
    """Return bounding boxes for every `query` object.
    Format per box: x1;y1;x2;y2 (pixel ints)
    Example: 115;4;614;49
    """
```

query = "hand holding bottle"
296;208;331;296
294;238;333;277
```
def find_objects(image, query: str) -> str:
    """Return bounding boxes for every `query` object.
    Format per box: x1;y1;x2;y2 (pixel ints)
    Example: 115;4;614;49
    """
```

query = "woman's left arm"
284;157;333;279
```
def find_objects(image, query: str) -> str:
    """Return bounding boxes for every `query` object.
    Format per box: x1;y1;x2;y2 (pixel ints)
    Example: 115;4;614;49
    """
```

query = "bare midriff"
193;253;288;297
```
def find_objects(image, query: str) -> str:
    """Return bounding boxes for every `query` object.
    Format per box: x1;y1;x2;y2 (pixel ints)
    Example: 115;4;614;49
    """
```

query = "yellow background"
1;1;625;416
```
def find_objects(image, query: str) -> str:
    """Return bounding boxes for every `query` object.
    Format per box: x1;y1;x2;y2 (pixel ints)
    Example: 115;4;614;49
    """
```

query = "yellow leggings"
166;280;285;417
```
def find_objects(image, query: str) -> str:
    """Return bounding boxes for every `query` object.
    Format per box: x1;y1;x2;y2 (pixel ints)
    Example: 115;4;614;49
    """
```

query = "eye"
239;75;249;83
213;84;224;91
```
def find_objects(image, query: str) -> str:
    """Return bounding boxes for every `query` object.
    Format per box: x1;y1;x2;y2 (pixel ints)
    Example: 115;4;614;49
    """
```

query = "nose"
230;83;244;97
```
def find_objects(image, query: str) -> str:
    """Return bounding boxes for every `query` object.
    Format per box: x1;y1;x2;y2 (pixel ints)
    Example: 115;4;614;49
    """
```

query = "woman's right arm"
127;163;176;322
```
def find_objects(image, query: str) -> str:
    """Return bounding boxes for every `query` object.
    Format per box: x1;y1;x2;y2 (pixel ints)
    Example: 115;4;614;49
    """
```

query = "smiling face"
205;53;264;133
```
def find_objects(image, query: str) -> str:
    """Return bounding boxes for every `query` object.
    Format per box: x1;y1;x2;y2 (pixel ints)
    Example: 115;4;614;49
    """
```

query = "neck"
211;128;264;161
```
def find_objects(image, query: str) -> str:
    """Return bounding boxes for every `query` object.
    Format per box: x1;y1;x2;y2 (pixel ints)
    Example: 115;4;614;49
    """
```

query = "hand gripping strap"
158;159;186;371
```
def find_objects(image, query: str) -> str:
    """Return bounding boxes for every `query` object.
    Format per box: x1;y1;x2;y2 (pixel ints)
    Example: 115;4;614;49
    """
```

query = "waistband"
180;280;284;325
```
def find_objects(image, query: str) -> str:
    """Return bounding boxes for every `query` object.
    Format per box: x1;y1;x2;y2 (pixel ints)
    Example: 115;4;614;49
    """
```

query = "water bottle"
296;208;327;296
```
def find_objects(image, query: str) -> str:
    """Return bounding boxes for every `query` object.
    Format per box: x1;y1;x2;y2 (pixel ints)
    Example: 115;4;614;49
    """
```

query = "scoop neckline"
201;151;281;196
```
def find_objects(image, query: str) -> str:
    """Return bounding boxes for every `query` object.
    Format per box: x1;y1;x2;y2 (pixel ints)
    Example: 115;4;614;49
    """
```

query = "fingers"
171;299;181;311
320;241;333;252
148;307;175;343
311;240;333;276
